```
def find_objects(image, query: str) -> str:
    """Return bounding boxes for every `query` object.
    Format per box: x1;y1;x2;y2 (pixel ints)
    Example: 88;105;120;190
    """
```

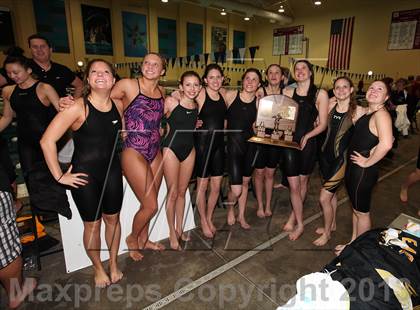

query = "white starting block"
59;177;196;273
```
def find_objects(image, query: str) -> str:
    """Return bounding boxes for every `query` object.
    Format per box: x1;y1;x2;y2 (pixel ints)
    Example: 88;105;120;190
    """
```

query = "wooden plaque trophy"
249;94;300;149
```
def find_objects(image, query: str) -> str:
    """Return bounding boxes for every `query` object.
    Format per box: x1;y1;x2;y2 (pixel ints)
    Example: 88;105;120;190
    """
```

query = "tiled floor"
1;131;419;310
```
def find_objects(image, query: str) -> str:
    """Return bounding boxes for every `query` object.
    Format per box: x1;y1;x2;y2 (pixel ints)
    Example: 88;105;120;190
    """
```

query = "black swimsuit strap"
137;78;141;94
205;88;223;100
138;78;164;99
157;86;164;98
15;80;40;92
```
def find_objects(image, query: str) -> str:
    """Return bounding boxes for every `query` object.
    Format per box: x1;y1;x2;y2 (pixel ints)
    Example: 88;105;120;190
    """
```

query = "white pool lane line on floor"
143;156;417;310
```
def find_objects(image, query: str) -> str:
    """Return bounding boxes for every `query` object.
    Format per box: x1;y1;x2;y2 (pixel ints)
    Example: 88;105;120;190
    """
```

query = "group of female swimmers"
0;49;393;287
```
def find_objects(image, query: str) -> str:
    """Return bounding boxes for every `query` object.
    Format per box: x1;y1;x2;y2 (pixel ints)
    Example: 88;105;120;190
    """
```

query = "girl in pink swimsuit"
112;53;167;261
124;79;164;162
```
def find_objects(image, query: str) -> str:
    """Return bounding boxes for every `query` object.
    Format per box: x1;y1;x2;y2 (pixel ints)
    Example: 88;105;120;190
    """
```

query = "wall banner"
273;25;304;55
388;9;420;50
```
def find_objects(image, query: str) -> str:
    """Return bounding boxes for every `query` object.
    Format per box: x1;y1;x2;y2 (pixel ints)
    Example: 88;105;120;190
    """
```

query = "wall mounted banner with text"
388;9;420;50
272;25;304;56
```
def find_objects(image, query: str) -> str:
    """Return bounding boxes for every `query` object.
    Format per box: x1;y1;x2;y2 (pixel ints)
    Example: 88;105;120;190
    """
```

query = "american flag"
327;17;355;70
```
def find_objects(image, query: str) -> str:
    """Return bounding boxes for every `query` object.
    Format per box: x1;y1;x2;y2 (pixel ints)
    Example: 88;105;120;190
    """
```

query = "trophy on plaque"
284;126;293;142
257;121;266;137
249;94;300;149
270;113;283;140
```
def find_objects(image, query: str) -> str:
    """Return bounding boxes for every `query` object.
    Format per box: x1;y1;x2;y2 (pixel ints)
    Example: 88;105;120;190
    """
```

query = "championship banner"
388;9;420;50
272;25;304;56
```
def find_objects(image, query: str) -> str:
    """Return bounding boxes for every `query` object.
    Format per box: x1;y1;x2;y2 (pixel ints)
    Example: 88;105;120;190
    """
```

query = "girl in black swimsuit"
224;68;261;229
162;71;201;250
313;77;364;246
254;64;284;218
0;49;61;230
194;64;227;239
41;59;124;287
335;80;393;255
281;60;329;241
0;50;60;180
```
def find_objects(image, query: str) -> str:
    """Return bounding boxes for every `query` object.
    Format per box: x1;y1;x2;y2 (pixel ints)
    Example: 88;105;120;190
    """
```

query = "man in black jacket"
27;34;82;98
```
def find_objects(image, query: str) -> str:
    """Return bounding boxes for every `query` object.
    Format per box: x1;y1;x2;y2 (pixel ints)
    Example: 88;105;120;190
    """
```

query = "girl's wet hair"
180;70;201;85
143;52;167;73
202;63;224;81
83;59;116;97
264;64;283;87
266;64;282;75
241;68;263;84
294;59;314;84
334;76;357;117
3;46;30;70
377;79;391;96
293;59;317;99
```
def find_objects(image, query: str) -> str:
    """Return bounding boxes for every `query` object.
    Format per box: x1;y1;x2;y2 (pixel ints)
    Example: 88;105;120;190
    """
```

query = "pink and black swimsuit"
123;79;164;162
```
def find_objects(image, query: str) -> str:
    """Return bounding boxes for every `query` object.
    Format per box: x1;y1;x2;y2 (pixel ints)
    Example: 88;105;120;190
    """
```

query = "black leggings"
227;138;258;185
282;138;317;177
0;137;16;184
345;162;379;213
19;143;47;214
254;145;281;169
195;133;225;178
71;159;123;222
18;142;45;179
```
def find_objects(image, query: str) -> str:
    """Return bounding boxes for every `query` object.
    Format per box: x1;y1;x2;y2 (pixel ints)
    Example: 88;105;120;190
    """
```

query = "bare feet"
237;217;251;230
257;208;266;218
169;235;181;251
8;278;37;309
126;235;143;261
264;209;272;217
141;240;165;251
201;219;214;238
288;225;304;241
313;233;331;246
227;208;236;226
180;232;191;242
207;219;217;235
400;185;408;203
283;215;295;232
283;223;294;232
334;244;348;256
110;267;123;284
283;212;296;232
94;268;111;288
315;225;336;235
